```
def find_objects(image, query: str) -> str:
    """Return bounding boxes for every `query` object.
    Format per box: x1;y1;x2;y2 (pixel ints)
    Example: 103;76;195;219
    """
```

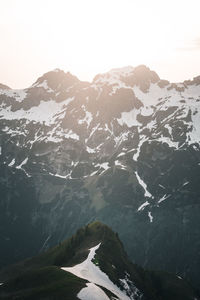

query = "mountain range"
0;65;200;291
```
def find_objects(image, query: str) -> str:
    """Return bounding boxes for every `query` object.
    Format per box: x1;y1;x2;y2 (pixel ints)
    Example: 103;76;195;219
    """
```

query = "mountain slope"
0;66;200;289
0;222;199;300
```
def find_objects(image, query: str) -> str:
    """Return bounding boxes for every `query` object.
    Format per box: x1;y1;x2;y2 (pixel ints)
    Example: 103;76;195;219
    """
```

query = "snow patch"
156;136;179;149
96;162;110;171
33;80;53;92
148;211;153;223
137;201;149;211
86;146;96;153
62;243;130;300
16;157;28;169
120;272;142;300
8;158;15;167
115;160;127;170
78;106;93;128
77;282;110;300
0;97;74;126
94;66;134;87
133;136;147;161
0;89;27;102
135;172;153;198
158;194;170;204
117;109;141;128
117;152;125;157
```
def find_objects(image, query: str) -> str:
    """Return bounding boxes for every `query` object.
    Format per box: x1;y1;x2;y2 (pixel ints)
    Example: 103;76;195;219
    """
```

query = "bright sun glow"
0;0;200;88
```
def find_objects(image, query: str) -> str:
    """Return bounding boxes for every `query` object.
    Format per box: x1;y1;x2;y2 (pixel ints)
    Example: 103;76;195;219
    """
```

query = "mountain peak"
109;65;135;75
93;66;135;84
93;65;160;92
0;83;11;90
133;64;160;81
32;69;80;91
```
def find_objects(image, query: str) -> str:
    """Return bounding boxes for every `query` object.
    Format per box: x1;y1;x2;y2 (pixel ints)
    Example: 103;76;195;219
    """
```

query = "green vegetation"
0;266;86;299
0;221;199;300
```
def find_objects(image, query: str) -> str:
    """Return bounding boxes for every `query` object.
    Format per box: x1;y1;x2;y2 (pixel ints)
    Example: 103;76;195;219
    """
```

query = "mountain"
0;83;11;90
0;221;199;300
0;65;200;290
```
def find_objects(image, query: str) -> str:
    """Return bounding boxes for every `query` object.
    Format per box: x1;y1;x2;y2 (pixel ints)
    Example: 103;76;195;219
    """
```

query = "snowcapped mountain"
0;65;200;289
0;222;198;299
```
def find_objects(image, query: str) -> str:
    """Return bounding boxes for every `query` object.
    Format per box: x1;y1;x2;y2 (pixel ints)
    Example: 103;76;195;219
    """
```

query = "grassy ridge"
0;221;199;300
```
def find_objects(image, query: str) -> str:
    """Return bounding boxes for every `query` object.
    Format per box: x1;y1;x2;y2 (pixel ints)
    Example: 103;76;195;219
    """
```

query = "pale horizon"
1;0;200;89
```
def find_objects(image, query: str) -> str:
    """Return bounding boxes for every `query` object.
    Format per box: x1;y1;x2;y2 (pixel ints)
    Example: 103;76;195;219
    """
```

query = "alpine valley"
0;65;200;296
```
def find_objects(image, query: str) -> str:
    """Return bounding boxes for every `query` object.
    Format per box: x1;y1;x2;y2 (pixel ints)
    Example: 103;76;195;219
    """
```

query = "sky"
0;0;200;89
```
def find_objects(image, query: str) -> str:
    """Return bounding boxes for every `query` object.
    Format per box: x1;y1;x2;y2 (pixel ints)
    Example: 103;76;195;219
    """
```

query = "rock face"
0;65;200;289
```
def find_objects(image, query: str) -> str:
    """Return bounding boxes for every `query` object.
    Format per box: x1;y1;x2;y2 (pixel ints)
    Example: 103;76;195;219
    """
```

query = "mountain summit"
32;69;80;91
93;65;160;92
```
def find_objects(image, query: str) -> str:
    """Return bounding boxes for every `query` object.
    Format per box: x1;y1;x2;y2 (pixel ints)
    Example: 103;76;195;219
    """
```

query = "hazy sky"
0;0;200;88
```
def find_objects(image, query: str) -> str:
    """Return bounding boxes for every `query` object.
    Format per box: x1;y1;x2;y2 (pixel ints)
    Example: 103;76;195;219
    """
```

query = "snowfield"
62;243;131;300
77;282;110;300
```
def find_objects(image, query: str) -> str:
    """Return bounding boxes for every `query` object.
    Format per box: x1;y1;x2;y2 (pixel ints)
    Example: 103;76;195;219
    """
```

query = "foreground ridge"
0;222;199;299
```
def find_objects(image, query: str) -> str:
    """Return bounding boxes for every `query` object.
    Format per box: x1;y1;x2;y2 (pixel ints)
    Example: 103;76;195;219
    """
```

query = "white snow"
78;106;93;128
16;157;28;169
117;152;125;157
2;127;27;137
137;201;149;211
89;170;98;177
159;184;165;189
119;272;142;300
33;80;53;92
117;109;141;128
140;106;154;117
96;162;110;171
62;243;130;300
77;282;110;300
0;97;74;126
86;146;96;153
135;171;152;198
148;211;153;223
156;136;179;149
0;89;27;102
46;135;62;143
164;124;173;136
86;123;100;142
8;158;15;167
114;131;130;147
158;194;170;204
115;160;127;170
0;146;1;155
132;83;180;107
49;172;67;179
62;130;79;141
94;66;134;87
133;135;147;161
